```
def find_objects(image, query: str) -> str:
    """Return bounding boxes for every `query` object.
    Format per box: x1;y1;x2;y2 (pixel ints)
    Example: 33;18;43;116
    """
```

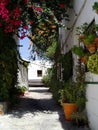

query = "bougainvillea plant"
0;0;71;39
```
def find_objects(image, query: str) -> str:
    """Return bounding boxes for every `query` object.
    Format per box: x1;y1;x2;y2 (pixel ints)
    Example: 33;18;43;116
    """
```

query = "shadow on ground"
8;87;89;130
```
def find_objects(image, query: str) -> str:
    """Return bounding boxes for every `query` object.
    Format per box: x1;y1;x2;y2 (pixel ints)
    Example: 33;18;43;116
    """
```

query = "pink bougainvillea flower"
36;7;43;12
0;3;10;23
0;0;10;6
10;20;21;30
33;6;43;12
29;21;34;25
19;32;27;39
2;14;9;22
4;25;13;33
13;6;21;19
14;20;21;26
0;22;2;26
24;0;28;3
19;35;25;39
59;4;65;8
23;25;28;30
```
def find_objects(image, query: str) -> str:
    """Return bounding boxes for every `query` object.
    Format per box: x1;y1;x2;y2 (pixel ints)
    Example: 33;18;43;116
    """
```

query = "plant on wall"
87;53;98;74
71;45;85;57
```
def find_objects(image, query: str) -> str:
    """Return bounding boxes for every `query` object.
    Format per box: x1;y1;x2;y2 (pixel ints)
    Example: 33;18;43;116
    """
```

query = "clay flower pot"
50;25;56;29
79;34;85;39
95;37;98;48
85;43;96;53
81;56;87;64
63;103;78;121
96;10;98;14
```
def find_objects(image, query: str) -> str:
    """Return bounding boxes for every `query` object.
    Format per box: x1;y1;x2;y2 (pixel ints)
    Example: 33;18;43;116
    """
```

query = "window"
37;70;42;77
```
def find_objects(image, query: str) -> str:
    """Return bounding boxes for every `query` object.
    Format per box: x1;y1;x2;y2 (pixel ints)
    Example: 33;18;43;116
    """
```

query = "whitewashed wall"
86;73;98;130
60;0;98;130
28;60;52;80
14;35;29;90
18;61;29;89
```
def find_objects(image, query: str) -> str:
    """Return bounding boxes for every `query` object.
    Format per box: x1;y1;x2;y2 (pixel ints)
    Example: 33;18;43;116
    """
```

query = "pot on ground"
63;103;78;121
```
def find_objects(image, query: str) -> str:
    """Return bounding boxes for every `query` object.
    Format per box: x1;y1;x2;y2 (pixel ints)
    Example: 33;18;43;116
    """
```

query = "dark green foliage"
60;51;73;81
59;80;78;104
42;51;73;103
42;65;63;103
16;86;27;94
42;68;52;87
92;2;98;11
71;111;88;127
0;29;18;102
50;77;63;103
71;45;85;57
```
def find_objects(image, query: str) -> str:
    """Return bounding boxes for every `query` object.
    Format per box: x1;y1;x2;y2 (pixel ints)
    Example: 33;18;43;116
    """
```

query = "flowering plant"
0;0;71;39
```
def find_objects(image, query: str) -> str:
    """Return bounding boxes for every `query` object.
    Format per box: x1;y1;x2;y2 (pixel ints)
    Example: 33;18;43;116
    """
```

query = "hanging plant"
0;0;71;38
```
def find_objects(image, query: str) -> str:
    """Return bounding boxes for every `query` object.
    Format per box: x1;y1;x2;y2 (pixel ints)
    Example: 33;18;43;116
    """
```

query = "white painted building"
59;0;98;130
28;60;52;83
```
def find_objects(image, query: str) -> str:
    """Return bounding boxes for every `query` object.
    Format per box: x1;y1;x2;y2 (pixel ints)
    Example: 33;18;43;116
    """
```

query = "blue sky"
19;37;31;61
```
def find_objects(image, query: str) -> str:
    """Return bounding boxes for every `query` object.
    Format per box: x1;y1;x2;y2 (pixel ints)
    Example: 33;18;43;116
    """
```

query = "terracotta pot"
50;25;56;29
95;37;98;48
79;34;85;39
63;103;78;121
81;56;86;64
0;102;8;115
85;43;96;53
96;10;98;14
19;92;25;97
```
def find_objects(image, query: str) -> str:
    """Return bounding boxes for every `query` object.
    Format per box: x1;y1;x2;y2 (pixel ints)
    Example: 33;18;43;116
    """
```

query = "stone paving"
0;87;89;130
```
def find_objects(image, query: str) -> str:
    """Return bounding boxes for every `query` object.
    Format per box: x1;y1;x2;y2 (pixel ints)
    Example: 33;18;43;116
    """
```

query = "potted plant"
71;45;87;64
71;45;84;57
87;53;98;74
16;86;27;96
71;111;88;127
76;23;88;41
92;2;98;14
59;80;78;121
59;61;86;121
83;33;96;53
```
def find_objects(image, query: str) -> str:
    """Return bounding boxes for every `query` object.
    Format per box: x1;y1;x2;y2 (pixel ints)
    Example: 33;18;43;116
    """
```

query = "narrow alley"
0;87;89;130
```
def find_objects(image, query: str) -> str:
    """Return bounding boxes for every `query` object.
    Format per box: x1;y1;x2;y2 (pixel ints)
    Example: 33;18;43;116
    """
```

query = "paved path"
0;87;89;130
